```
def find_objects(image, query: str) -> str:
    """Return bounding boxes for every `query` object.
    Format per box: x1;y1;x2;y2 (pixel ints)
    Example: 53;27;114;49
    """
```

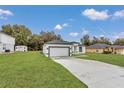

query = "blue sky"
0;6;124;42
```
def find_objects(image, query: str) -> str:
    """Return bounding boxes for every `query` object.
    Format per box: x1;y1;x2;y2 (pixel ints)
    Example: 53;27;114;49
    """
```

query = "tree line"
81;34;124;46
0;24;62;51
1;24;124;51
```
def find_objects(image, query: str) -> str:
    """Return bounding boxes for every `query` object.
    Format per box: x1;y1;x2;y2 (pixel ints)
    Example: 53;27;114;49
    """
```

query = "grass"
73;53;124;67
0;51;87;88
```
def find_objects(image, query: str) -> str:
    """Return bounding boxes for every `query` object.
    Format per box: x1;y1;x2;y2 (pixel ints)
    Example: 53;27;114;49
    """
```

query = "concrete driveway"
52;57;124;88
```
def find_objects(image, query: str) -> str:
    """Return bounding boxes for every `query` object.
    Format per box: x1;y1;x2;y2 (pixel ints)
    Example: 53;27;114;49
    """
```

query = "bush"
5;50;10;52
103;51;112;54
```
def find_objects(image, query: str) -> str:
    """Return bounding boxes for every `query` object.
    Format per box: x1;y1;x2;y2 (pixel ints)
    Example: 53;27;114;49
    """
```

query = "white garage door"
49;47;70;57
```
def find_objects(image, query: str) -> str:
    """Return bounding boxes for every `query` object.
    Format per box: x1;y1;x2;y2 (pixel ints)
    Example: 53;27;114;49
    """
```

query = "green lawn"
0;51;87;88
73;53;124;67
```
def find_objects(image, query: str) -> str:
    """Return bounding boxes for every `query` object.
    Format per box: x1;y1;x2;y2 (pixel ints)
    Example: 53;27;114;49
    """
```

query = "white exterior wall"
0;33;15;45
71;44;86;54
15;46;28;52
71;44;79;53
121;50;124;54
0;43;3;53
82;46;86;53
118;50;124;55
120;51;124;55
43;44;72;57
43;43;86;57
5;44;15;52
0;33;15;53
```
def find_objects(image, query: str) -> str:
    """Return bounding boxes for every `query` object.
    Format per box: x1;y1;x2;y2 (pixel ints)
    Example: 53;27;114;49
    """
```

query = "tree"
1;24;12;35
27;34;42;51
28;31;63;51
1;24;32;46
39;31;63;42
1;24;63;51
12;24;32;45
91;36;111;45
113;38;124;45
81;34;90;46
99;37;111;44
91;36;99;44
56;34;63;41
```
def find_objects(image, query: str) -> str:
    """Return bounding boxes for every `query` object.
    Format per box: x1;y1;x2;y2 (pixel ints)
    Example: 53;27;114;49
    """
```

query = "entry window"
79;47;82;52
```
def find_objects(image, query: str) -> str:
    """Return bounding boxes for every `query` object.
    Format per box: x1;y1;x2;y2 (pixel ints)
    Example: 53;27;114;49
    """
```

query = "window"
3;47;5;50
3;44;6;50
79;47;82;52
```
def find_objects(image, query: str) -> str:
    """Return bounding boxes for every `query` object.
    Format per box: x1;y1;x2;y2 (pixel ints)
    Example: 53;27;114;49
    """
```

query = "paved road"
52;57;124;88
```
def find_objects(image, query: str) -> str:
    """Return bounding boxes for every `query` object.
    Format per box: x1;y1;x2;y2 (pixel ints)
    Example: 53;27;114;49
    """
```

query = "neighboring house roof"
0;32;15;39
87;43;110;49
16;45;27;47
111;45;124;49
45;40;72;45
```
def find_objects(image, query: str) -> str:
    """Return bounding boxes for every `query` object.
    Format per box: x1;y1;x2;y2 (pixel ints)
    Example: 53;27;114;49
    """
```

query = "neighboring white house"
15;45;28;52
43;40;85;57
0;32;15;53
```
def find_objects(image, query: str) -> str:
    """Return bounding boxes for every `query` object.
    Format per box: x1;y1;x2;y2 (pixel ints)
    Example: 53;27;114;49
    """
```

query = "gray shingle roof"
87;43;110;49
45;40;72;45
70;41;83;46
111;45;124;49
70;41;80;44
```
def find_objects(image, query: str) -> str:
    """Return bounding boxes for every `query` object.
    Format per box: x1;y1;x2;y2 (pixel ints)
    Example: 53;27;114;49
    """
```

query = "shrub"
103;51;112;54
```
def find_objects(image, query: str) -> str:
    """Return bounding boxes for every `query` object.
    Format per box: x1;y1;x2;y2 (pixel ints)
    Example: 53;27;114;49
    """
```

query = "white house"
15;45;28;52
43;40;85;57
0;32;15;53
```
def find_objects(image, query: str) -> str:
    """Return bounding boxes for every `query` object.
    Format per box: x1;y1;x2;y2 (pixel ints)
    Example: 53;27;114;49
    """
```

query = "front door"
79;46;82;52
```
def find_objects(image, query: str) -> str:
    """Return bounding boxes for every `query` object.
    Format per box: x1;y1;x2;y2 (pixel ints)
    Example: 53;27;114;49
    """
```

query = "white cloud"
68;18;75;21
0;9;13;20
54;23;68;30
113;10;124;19
113;35;119;39
0;9;13;16
69;32;79;37
0;16;7;20
100;34;105;37
54;24;63;30
113;32;124;39
82;8;110;21
63;23;68;27
82;28;89;35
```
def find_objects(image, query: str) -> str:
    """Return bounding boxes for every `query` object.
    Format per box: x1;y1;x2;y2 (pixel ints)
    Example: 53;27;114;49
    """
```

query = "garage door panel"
49;47;69;57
